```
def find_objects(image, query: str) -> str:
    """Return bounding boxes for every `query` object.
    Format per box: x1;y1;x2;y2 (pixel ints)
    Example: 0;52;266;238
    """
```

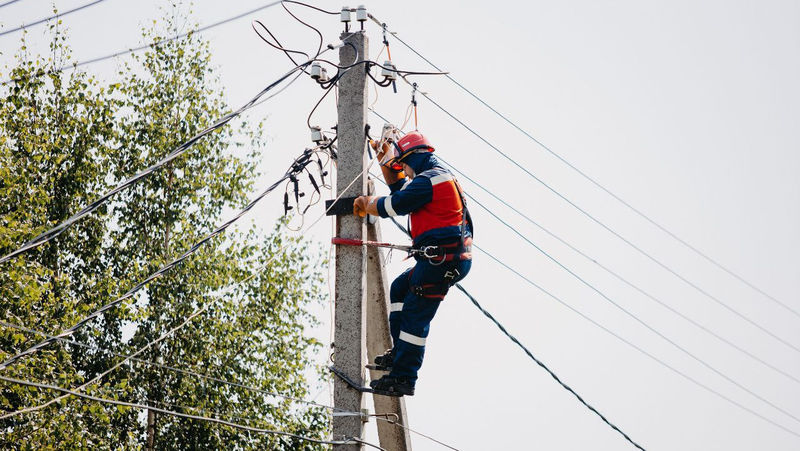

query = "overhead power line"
379;194;644;450
372;111;800;434
373;153;800;441
0;57;313;265
0;319;340;413
439;156;800;386
0;374;371;447
0;147;318;371
1;1;284;84
463;181;800;427
371;108;800;386
453;284;645;450
407;86;800;356
281;1;338;15
3;145;373;422
368;14;797;321
0;0;23;9
471;241;800;440
0;0;110;38
0;319;460;451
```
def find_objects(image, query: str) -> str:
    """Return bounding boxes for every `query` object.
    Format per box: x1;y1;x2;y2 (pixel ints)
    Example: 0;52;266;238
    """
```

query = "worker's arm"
373;140;404;186
353;177;432;218
375;177;432;217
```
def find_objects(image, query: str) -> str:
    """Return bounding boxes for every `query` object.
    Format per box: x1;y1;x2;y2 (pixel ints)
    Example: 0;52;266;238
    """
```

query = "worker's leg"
388;268;413;343
390;261;443;385
391;258;472;385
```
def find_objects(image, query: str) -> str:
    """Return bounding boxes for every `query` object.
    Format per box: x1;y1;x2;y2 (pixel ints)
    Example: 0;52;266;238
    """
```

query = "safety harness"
407;176;473;299
331;174;472;302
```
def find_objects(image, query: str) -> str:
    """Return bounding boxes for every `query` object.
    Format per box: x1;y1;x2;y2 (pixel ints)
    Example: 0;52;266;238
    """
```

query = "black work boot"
369;375;415;397
369;348;394;371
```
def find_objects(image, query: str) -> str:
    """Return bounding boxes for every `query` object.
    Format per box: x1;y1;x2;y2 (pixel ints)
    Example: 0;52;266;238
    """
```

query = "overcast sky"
2;1;799;450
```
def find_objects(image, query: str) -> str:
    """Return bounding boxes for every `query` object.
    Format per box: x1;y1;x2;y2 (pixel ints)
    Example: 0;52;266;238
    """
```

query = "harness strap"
412;237;473;264
453;178;472;255
411;283;449;300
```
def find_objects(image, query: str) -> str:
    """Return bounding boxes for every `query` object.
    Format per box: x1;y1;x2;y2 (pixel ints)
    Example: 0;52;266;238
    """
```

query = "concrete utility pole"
333;26;412;451
333;30;369;449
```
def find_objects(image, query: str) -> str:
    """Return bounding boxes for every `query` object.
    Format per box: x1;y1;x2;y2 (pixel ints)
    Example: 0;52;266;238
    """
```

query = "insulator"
356;5;367;22
318;67;329;83
310;62;322;79
340;6;351;23
381;60;396;81
310;126;323;143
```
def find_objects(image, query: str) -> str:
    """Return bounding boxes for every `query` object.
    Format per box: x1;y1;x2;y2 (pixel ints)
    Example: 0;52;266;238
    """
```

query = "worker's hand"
353;195;369;217
371;140;392;164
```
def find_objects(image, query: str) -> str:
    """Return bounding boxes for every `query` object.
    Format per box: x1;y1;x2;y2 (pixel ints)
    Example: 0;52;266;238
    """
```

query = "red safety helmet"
393;131;435;163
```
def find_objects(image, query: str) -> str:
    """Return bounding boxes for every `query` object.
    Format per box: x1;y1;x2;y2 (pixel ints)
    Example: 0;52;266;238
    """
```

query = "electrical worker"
353;129;473;396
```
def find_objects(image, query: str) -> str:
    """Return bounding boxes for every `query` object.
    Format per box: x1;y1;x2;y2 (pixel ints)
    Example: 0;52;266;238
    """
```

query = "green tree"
1;8;329;450
0;24;123;449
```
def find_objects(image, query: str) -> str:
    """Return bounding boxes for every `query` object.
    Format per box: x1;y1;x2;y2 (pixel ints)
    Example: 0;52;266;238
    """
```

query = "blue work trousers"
388;257;471;385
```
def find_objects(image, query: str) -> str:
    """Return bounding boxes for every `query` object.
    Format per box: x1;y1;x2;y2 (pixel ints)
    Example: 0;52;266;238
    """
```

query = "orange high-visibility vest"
409;168;464;239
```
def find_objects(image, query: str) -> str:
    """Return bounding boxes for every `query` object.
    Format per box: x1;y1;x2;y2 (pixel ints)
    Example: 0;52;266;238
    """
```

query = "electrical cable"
307;80;338;129
252;19;311;62
374;172;800;441
350;437;386;451
366;69;393;87
0;149;319;371
409;86;800;356
464;189;800;427
4;152;373;421
444;158;800;386
372;111;800;429
0;0;23;9
2;288;218;420
311;57;447;75
0;56;320;265
470;240;800;440
0;0;110;38
5;321;417;450
1;1;285;85
453;284;645;451
0;319;346;414
374;194;644;449
0;374;369;447
280;0;339;15
304;39;360;130
368;14;798;320
250;68;304;110
280;1;323;59
375;417;460;451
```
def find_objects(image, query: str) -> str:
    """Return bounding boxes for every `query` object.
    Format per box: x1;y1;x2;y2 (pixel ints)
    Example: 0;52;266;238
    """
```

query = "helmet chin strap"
404;164;416;179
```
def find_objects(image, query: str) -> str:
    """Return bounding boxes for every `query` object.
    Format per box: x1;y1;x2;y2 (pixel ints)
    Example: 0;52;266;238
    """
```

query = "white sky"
2;1;799;450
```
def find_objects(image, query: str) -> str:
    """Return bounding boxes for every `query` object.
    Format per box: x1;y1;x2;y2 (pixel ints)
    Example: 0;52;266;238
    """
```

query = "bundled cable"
0;0;109;37
0;374;371;447
2;1;286;85
0;148;322;371
0;56;324;265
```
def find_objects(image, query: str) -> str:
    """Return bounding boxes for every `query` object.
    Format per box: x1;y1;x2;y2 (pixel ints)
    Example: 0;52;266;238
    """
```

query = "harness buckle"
443;268;461;283
420;246;442;259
